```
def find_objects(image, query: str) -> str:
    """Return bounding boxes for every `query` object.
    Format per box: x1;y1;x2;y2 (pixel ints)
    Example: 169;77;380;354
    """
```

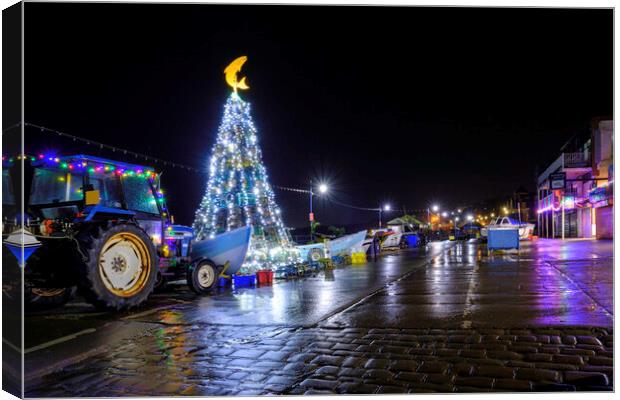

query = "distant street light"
457;209;462;213
309;181;329;241
441;211;448;218
467;214;474;221
379;204;391;228
432;205;439;212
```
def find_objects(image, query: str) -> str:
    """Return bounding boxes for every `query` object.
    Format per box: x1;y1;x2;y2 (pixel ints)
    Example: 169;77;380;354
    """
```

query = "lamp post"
428;204;439;232
379;204;391;228
309;181;328;241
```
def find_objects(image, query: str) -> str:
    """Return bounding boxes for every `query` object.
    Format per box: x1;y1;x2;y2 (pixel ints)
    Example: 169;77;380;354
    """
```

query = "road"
24;239;613;396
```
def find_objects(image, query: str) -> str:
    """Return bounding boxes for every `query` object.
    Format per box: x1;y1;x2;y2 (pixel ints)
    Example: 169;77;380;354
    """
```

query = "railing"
563;152;590;168
538;152;591;185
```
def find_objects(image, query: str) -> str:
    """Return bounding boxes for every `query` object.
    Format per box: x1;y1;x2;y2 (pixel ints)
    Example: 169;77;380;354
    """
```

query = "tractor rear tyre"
78;223;157;310
187;260;218;294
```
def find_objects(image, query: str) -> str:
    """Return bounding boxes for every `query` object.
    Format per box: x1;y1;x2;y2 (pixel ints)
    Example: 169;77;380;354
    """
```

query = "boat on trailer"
481;217;534;240
296;230;367;262
189;226;252;276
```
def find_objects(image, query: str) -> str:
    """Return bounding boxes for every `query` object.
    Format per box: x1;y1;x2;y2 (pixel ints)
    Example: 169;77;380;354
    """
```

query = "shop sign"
550;172;566;189
562;195;576;210
589;186;607;205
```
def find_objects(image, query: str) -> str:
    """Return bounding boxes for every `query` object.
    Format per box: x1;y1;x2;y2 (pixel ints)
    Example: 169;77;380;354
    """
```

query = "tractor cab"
25;154;169;245
2;153;187;310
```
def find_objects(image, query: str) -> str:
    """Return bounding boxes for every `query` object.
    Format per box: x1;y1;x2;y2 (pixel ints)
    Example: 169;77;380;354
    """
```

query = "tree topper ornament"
224;56;250;93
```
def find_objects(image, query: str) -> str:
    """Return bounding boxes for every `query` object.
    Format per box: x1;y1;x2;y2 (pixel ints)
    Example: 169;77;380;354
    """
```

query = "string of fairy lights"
4;121;408;215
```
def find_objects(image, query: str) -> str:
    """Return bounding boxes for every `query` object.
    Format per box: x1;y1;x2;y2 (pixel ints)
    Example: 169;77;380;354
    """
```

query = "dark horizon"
22;4;613;228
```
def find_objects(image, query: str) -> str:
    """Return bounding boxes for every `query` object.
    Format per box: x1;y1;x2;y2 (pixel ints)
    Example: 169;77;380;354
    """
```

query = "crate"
256;269;274;284
351;252;367;264
487;228;519;254
232;274;256;287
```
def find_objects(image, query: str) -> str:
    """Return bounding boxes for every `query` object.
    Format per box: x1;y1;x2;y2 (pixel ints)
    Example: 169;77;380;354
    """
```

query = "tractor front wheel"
78;223;157;310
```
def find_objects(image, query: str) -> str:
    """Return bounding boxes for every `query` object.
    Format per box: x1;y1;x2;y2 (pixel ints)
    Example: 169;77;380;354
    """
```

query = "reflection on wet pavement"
324;239;613;329
125;242;451;327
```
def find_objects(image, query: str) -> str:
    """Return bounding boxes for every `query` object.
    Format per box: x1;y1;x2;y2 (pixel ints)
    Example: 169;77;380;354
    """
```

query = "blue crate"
232;274;256;287
331;255;345;265
488;229;519;251
285;265;299;276
405;234;419;247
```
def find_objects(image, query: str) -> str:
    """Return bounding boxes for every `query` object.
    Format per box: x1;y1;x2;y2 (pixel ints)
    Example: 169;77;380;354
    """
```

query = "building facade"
537;119;613;239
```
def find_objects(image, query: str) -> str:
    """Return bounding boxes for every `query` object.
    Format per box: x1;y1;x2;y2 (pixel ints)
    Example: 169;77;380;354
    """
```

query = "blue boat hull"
190;226;251;275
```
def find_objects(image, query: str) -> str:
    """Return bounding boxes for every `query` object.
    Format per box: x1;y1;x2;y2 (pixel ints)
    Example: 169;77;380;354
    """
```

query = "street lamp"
457;209;462;213
379;204;391;228
427;204;440;231
467;214;474;221
441;211;448;218
309;181;328;241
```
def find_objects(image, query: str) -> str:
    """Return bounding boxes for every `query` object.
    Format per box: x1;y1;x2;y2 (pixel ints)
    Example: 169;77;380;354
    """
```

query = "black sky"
23;4;613;228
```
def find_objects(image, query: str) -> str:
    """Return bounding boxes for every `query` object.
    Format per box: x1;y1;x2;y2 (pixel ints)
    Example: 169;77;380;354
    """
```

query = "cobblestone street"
25;239;613;396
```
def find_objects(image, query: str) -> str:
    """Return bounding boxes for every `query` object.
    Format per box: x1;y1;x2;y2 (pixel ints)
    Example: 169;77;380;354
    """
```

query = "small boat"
296;230;367;262
481;217;534;240
380;231;403;249
326;230;367;256
190;226;252;275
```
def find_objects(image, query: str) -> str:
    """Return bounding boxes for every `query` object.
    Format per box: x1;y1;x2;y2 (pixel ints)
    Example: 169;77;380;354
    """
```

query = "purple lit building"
537;119;613;239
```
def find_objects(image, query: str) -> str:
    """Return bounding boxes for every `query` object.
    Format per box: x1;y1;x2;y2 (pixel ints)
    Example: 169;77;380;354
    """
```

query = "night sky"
22;4;613;228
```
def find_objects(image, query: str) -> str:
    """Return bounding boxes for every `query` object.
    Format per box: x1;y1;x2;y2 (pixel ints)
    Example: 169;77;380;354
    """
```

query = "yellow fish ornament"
224;56;250;93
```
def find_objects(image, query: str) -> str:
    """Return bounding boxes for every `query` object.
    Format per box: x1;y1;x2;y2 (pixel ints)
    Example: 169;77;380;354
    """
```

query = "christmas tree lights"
193;92;300;271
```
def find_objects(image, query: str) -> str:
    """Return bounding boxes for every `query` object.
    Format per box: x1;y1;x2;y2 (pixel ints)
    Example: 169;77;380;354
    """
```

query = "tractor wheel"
25;286;76;311
187;260;218;294
78;223;157;310
308;248;324;263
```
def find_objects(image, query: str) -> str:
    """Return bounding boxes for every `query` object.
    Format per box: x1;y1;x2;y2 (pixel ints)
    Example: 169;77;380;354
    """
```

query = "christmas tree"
193;57;300;270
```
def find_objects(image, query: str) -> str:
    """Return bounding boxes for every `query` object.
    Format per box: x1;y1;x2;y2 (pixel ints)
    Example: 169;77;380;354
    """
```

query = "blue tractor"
2;154;198;310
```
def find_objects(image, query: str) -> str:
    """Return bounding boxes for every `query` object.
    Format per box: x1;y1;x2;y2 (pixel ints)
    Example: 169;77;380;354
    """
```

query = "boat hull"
326;230;367;257
190;226;252;275
296;230;368;261
381;232;402;249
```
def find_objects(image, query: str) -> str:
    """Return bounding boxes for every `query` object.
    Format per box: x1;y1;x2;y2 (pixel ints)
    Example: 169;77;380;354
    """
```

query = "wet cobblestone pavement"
27;325;613;396
24;239;613;396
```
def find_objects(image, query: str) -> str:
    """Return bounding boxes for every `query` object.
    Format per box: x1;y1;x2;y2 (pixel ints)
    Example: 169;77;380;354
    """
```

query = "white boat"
380;231;403;249
296;230;367;262
327;230;367;256
481;217;535;240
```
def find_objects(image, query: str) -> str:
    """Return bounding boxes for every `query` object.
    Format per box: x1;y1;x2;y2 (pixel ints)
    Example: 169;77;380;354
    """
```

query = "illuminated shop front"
536;118;613;240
